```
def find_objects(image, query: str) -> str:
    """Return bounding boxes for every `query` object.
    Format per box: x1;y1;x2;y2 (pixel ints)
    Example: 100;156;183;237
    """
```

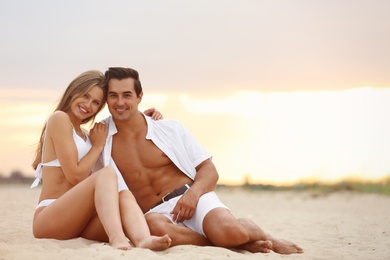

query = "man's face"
106;78;143;121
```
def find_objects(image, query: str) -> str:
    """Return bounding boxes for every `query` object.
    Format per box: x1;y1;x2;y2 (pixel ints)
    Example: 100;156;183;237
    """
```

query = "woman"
31;70;171;250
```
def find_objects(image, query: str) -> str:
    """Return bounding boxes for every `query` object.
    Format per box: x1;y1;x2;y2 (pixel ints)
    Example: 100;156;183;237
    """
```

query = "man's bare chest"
111;135;171;172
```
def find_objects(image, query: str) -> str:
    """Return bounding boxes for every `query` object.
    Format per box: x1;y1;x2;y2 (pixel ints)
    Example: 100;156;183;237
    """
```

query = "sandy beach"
1;184;389;260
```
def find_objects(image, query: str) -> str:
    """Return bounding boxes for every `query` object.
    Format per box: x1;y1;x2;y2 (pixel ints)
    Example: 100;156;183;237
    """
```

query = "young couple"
31;68;303;254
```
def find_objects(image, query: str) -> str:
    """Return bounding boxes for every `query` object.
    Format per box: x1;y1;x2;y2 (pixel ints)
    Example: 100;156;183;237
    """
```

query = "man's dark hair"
104;67;143;97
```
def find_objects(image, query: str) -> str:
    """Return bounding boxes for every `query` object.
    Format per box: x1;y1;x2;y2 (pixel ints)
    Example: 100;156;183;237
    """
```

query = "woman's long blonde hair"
31;70;106;170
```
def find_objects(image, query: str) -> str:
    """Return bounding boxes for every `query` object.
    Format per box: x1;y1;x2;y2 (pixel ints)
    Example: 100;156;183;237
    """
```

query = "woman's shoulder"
47;111;72;130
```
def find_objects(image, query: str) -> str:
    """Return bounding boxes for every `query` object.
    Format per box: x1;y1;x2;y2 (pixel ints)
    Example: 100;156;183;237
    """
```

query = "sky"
1;0;390;185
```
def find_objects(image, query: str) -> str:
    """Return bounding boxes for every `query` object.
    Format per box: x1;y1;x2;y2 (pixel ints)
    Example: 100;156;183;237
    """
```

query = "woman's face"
70;86;104;122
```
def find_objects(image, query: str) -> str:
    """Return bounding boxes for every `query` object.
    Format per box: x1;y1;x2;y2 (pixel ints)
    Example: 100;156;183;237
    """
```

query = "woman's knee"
102;166;116;175
96;166;117;182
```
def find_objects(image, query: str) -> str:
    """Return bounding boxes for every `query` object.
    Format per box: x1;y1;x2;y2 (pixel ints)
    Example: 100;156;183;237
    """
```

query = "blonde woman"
31;70;171;250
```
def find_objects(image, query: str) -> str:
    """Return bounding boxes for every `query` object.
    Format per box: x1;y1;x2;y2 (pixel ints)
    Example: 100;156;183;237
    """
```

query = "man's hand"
170;159;219;223
170;190;199;223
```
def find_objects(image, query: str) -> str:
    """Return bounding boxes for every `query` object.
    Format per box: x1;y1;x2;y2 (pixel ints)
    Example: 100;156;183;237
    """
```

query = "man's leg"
202;208;273;253
146;211;274;253
146;192;302;254
146;213;212;246
203;208;303;254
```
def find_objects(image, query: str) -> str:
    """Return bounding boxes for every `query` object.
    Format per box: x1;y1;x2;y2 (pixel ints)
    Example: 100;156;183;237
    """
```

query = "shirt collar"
106;113;153;139
141;113;153;140
105;116;118;136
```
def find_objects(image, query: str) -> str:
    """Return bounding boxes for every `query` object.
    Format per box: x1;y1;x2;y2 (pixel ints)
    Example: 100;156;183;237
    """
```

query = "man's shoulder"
145;117;187;136
148;117;183;128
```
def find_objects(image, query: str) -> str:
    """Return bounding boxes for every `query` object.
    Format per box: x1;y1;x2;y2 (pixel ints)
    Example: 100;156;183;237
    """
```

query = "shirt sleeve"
176;122;212;168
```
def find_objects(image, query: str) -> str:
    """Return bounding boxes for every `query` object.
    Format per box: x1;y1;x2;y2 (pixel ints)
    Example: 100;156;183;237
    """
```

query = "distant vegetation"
2;171;390;196
290;179;390;196
0;170;34;185
217;176;390;196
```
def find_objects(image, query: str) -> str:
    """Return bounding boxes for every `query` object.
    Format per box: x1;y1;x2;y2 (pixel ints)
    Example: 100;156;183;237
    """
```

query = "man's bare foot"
138;234;172;251
270;237;303;254
237;240;273;253
110;237;133;250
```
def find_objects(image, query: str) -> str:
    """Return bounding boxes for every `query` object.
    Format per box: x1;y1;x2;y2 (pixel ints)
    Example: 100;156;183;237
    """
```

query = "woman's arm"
144;107;163;120
48;112;107;185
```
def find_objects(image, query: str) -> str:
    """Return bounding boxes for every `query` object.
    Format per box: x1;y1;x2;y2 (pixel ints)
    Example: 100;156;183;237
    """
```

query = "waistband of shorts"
151;183;192;209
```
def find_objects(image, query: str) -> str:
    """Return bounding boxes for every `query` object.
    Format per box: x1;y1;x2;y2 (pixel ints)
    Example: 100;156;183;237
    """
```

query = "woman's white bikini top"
30;128;92;188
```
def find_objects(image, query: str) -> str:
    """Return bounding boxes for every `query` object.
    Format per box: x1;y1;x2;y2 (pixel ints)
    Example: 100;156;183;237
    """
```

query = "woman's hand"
144;107;164;120
89;122;108;150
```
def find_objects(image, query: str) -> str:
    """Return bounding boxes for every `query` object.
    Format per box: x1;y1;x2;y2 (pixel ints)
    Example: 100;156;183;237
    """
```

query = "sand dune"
1;185;389;259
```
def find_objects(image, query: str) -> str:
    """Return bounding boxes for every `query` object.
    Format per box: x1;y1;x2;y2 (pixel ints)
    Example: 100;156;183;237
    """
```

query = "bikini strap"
30;163;42;188
31;127;48;189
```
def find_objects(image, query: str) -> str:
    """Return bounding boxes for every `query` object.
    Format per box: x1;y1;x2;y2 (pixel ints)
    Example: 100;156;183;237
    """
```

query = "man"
98;67;303;254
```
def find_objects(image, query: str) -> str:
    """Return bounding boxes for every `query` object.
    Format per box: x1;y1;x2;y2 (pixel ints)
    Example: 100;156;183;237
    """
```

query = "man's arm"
171;159;219;223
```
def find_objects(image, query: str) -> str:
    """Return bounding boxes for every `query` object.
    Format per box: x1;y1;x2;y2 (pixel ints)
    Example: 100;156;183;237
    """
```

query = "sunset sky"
1;1;390;185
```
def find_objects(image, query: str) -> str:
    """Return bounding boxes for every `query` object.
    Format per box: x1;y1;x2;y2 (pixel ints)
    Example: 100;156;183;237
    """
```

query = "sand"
1;185;389;260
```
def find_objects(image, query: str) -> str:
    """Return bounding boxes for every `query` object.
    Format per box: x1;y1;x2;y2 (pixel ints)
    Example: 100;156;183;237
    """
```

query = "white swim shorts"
146;191;229;237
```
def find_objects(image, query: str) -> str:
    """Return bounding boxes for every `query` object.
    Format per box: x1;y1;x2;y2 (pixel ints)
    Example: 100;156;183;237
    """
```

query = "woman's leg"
33;167;131;250
118;190;172;251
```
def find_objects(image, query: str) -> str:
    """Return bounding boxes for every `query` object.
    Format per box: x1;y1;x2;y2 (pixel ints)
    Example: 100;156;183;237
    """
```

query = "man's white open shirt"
94;114;212;191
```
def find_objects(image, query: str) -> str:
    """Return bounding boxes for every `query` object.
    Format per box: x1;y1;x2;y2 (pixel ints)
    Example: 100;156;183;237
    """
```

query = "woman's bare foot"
270;237;303;254
110;237;133;250
238;240;273;253
137;234;172;251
